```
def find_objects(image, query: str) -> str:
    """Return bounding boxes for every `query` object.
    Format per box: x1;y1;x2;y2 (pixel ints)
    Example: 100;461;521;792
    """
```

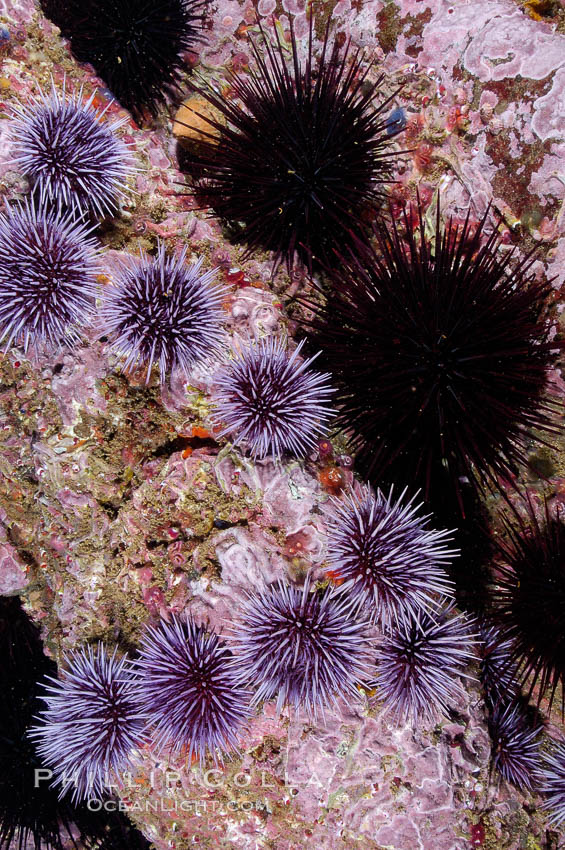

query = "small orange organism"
319;466;345;495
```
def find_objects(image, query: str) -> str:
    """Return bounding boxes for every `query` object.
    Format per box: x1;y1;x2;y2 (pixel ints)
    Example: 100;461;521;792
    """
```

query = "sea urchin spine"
100;242;225;385
325;484;456;628
230;573;374;718
478;620;520;709
0;198;100;353
10;81;133;217
40;0;208;123
179;18;404;271
493;495;565;713
213;336;335;459
133;615;250;764
29;644;144;803
538;741;565;827
487;700;542;790
373;605;476;724
305;200;560;513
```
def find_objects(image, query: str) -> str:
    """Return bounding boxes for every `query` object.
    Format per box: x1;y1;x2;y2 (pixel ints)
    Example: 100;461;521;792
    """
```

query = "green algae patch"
377;1;402;54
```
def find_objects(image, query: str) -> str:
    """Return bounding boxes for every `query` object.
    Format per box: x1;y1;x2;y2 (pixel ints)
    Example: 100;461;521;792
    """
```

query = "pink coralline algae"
0;531;27;594
532;66;565;141
228;285;281;339
462;8;565;82
213;525;287;589
283;701;491;849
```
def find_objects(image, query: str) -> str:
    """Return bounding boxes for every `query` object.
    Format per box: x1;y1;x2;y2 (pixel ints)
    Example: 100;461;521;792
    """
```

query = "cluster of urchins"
3;0;565;830
29;496;565;827
30;490;470;803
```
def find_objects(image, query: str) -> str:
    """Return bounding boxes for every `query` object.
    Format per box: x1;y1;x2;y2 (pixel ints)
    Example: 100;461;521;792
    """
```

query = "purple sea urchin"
0;596;78;850
40;0;207;123
11;82;133;217
29;644;144;803
230;574;373;718
493;497;565;713
325;485;456;628
538;741;565;827
133;616;250;763
0;599;152;850
100;243;225;385
213;336;334;459
306;202;560;513
487;700;542;790
0;199;100;353
178;19;403;271
373;605;476;724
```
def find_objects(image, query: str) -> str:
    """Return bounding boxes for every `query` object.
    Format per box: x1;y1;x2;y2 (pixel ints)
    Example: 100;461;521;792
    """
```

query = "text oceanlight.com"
86;799;271;814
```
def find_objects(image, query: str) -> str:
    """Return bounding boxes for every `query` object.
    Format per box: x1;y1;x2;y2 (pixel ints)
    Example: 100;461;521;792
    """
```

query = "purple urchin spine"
538;741;565;827
487;700;542;790
10;80;134;217
0;198;101;353
213;336;335;459
99;242;226;385
133;615;251;763
325;484;456;629
230;573;374;718
28;644;144;803
373;605;476;724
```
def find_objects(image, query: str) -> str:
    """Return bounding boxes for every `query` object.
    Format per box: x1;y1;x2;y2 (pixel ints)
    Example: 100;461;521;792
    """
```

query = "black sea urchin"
178;19;403;271
373;605;476;724
0;199;100;353
213;336;334;459
325;484;455;628
134;616;250;763
40;0;207;123
29;644;144;803
306;203;559;513
100;243;225;384
11;82;133;217
230;574;373;718
493;497;565;712
487;700;542;790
